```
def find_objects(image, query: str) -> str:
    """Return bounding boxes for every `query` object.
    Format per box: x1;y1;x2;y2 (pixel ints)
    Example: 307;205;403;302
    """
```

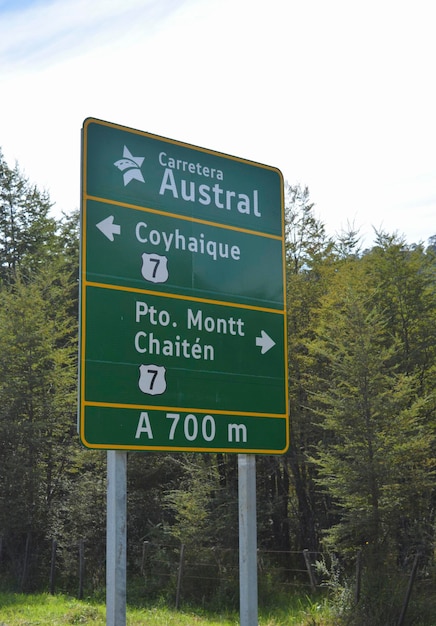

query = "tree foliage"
310;258;435;560
0;151;58;282
0;151;435;620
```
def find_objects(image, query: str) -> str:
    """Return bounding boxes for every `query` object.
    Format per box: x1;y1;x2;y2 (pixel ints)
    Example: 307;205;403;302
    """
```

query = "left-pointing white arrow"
96;216;121;241
255;330;276;355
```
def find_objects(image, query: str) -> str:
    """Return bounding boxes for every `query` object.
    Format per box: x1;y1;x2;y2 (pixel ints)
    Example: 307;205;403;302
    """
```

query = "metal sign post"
238;454;258;626
106;451;127;626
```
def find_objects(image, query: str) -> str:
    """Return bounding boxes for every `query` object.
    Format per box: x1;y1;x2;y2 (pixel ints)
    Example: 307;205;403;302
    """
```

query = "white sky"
0;0;435;247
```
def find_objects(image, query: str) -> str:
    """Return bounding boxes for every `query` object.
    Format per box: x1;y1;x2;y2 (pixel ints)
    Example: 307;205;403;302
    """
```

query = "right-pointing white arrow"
96;215;121;242
256;330;276;354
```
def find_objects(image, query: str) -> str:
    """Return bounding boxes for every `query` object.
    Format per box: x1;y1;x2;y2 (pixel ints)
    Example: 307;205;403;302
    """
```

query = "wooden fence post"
397;553;419;626
78;540;85;600
303;549;317;592
175;543;185;610
355;550;362;603
49;539;57;595
141;540;149;576
20;532;31;592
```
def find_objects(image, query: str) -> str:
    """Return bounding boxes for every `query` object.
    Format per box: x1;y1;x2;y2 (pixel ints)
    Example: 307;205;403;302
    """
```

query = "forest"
0;149;435;624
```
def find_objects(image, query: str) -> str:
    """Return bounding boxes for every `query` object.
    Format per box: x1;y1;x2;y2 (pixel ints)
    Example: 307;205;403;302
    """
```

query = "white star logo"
114;146;145;186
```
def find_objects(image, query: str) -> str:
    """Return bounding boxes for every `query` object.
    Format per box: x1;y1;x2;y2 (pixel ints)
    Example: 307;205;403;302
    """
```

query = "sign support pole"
106;450;127;626
238;454;258;626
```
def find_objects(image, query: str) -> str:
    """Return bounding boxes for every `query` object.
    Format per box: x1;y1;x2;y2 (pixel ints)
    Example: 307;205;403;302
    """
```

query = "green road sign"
80;118;288;453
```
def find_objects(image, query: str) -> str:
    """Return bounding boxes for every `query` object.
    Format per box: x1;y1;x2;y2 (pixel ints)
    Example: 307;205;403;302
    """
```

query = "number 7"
150;256;160;278
146;367;158;390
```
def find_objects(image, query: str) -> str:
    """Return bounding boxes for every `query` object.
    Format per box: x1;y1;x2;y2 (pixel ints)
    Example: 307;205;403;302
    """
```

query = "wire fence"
0;535;431;618
138;542;325;608
0;535;323;603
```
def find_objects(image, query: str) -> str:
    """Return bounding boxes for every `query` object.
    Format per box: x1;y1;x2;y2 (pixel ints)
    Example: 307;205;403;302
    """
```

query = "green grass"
0;592;334;625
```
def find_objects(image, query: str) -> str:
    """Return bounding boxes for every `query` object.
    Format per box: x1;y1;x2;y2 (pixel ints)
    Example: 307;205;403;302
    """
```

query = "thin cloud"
0;0;185;72
0;0;435;246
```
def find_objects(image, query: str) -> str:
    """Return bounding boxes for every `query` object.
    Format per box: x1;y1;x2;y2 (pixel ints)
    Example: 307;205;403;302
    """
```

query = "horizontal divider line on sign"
83;400;287;419
83;280;286;315
84;194;284;241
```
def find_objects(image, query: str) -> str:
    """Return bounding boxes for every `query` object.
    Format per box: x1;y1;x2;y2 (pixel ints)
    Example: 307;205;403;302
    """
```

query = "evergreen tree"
0;268;78;583
0;150;80;587
0;150;57;282
362;233;436;563
310;248;436;564
283;184;336;552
